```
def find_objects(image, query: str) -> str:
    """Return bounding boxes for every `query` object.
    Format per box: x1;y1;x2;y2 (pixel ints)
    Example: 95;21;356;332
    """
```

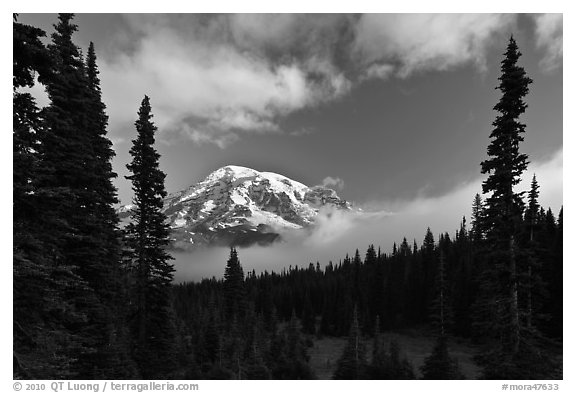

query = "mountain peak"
120;165;350;250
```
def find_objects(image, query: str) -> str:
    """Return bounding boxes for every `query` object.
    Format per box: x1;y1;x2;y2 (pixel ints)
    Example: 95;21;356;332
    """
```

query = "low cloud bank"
172;149;562;283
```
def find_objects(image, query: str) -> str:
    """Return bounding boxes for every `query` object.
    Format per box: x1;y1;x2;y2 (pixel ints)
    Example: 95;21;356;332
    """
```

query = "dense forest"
13;14;562;380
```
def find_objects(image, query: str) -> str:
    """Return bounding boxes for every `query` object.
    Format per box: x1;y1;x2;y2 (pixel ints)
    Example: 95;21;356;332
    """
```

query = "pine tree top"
49;14;81;66
86;42;101;91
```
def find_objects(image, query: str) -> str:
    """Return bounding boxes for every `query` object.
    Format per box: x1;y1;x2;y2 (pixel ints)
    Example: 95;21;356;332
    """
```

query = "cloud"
170;148;562;282
533;14;563;72
19;77;49;108
288;127;314;137
321;176;345;190
228;14;353;58
519;149;563;210
362;63;395;81
99;14;350;148
27;13;541;149
21;14;524;148
353;14;515;77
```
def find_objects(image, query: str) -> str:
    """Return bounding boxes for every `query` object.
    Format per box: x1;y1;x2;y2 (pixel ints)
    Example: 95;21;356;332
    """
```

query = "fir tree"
430;250;450;336
369;316;391;379
388;340;416;379
125;95;177;378
400;237;411;256
244;322;271;379
479;36;531;355
523;174;540;330
421;250;463;380
333;306;369;379
31;13;122;378
13;14;72;379
475;36;560;379
421;336;463;379
270;311;314;379
422;227;436;320
77;41;136;379
471;193;484;243
13;14;51;219
223;248;246;319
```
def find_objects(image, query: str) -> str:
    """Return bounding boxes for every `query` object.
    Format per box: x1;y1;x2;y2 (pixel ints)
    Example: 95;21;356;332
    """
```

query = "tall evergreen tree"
29;13;123;378
13;14;70;379
125;95;177;378
548;207;562;337
422;227;436;320
479;36;531;355
223;248;246;319
525;175;540;233
13;14;51;219
523;174;540;330
470;193;484;243
81;41;136;378
475;36;559;379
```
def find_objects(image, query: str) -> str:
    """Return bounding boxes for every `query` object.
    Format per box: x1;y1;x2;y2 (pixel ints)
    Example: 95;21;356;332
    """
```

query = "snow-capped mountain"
118;165;351;249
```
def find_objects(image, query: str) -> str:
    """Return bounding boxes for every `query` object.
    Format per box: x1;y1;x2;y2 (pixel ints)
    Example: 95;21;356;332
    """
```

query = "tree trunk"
440;250;445;337
509;235;520;353
527;227;534;330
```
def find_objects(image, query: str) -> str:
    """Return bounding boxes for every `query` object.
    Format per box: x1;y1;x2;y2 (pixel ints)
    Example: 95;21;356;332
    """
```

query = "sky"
15;12;563;279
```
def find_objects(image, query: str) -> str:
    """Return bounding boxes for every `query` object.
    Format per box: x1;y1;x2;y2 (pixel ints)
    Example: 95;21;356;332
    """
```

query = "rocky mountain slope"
118;165;351;249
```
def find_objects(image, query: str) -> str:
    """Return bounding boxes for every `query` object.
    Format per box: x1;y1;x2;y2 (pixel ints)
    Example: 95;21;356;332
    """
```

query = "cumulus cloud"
34;13;527;148
353;14;515;77
321;176;345;191
533;14;563;71
99;14;350;147
98;14;517;146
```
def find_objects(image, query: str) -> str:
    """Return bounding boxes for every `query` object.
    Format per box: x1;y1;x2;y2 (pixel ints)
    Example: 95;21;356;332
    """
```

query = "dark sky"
19;13;562;213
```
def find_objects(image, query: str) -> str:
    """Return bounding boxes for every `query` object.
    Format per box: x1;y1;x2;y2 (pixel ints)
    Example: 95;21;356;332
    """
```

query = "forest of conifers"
13;14;562;380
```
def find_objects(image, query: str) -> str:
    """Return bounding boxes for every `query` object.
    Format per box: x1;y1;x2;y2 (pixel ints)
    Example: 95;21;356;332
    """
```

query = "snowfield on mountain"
118;165;351;249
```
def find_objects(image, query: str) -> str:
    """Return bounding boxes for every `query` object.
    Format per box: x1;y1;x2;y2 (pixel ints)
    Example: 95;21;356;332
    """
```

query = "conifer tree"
475;36;560;380
267;311;314;379
479;36;531;355
431;250;450;336
203;298;223;366
422;228;436;319
471;193;484;243
125;95;177;378
369;316;391;379
400;237;411;256
421;250;463;379
525;175;540;235
13;14;72;379
31;13;124;378
79;41;137;378
388;340;416;379
13;14;51;219
223;247;246;319
548;207;562;337
244;323;271;379
523;174;540;330
333;306;369;379
421;336;463;379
